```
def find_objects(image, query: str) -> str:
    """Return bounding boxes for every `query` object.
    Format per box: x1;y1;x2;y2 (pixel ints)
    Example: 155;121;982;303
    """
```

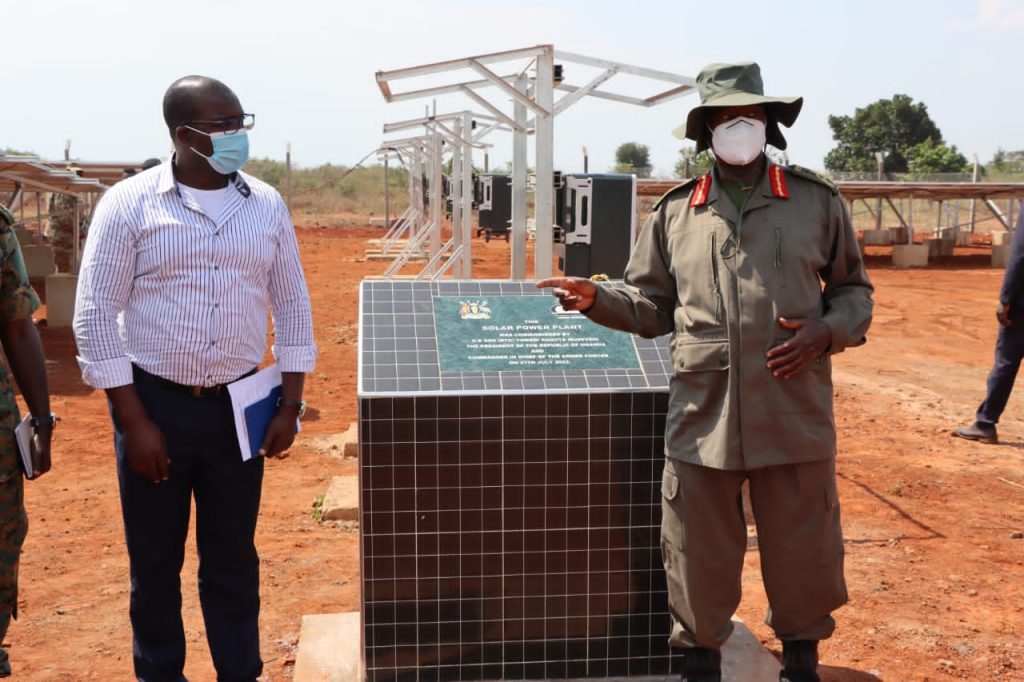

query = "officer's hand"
535;277;598;312
124;418;170;483
30;423;53;479
259;410;298;459
997;302;1012;327
765;318;832;380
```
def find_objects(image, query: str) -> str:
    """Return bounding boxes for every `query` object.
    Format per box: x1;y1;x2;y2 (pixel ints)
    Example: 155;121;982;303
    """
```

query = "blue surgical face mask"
186;127;250;175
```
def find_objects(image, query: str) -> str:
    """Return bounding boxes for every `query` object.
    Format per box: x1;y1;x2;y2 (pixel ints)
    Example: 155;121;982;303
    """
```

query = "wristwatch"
276;397;307;418
30;412;57;428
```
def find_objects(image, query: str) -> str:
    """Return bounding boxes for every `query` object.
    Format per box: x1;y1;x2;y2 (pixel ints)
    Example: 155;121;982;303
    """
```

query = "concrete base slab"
992;231;1010;246
993;244;1010;268
926;238;955;257
15;227;34;245
366;238;409;246
293;612;362;682
892;244;929;268
889;227;911;244
364;253;426;262
342;423;358;458
23;245;56;278
291;615;778;682
320;475;358;522
862;229;892;245
304;424;359;459
44;273;77;327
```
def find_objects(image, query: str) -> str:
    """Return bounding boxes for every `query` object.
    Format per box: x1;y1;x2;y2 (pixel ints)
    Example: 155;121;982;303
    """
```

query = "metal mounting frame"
376;44;696;279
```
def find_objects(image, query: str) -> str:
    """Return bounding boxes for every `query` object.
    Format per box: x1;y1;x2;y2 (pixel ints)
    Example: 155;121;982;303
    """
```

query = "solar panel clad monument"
358;279;678;680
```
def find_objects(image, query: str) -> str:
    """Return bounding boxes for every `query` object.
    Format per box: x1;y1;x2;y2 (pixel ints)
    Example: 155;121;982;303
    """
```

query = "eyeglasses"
182;113;255;135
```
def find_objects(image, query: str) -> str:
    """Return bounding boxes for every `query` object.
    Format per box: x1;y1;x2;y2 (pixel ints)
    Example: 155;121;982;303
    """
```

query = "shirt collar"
158;154;252;198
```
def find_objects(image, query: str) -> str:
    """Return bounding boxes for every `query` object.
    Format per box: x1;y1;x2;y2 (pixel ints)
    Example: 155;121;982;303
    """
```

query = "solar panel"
358;280;678;680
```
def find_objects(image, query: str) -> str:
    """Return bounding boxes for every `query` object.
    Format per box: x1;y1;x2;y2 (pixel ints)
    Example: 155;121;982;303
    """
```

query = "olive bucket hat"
673;61;802;153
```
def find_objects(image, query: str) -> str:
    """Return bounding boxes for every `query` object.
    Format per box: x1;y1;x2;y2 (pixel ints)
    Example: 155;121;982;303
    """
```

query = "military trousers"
114;366;264;682
660;457;847;650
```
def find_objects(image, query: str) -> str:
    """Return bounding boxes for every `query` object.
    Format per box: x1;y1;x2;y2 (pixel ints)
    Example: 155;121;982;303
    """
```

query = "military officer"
0;203;54;677
538;62;873;682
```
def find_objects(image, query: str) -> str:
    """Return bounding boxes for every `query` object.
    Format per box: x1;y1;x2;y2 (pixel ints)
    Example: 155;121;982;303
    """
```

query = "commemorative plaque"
432;295;640;373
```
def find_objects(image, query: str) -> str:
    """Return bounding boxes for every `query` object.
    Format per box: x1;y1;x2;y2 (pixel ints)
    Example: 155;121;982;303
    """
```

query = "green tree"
824;94;943;173
614;142;651;178
674;145;713;178
905;138;969;174
987;149;1024;174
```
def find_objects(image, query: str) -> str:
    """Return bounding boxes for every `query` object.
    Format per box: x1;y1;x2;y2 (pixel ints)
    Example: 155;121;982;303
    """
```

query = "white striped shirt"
73;160;317;389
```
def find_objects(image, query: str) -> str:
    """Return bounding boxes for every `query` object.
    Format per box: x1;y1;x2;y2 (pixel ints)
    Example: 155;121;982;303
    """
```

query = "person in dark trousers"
538;62;874;682
955;211;1024;443
73;75;316;682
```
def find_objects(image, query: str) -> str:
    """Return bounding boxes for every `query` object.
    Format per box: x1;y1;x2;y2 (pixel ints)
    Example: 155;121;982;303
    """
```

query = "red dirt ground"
6;224;1024;681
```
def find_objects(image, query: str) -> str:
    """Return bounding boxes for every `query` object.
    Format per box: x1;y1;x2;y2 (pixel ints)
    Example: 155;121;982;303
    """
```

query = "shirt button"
211;340;216;346
214;303;220;308
214;265;219;271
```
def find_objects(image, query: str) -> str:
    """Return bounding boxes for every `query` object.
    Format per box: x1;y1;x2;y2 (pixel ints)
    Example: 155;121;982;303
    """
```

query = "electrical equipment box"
475;174;512;241
560;173;637;279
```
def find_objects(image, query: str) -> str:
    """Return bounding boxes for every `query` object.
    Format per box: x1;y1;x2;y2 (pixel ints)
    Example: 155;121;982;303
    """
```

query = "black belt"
132;364;257;398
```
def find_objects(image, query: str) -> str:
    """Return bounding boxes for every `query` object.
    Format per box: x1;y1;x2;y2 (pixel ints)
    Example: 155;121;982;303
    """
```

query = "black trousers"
977;314;1024;425
114;368;264;682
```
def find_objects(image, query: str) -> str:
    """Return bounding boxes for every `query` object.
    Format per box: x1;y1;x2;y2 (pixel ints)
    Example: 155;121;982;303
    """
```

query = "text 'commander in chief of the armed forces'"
538;62;874;682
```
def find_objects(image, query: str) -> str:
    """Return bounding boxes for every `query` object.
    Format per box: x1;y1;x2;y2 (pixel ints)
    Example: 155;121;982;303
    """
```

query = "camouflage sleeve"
0;230;42;323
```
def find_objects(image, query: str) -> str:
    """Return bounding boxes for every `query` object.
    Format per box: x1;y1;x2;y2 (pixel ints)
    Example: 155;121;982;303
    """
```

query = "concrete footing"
889;227;911;244
292;615;778;682
862;229;892;245
926;238;955;257
15;227;35;245
993;244;1010;268
44;273;77;327
992;231;1010;246
892;244;929;268
293;612;362;682
22;245;56;278
320;475;358;522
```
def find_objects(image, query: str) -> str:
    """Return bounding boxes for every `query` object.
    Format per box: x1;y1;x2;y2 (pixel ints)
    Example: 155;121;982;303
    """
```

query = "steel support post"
460;111;474;277
429;132;444;276
511;73;529;280
451;117;464;278
534;48;555;280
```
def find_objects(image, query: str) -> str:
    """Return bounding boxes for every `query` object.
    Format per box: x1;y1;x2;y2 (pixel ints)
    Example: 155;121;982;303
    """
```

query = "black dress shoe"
780;639;820;682
953;421;998;444
681;646;721;681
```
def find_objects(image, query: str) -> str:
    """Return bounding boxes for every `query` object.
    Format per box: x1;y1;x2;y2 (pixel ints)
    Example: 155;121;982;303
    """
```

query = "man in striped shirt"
73;75;316;682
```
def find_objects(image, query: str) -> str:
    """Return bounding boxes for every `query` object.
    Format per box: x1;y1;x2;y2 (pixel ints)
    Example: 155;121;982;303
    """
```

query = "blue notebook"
242;384;282;459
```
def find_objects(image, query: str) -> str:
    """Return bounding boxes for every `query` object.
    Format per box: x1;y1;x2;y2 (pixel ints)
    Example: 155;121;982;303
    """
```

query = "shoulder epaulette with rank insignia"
0;204;14;228
785;164;838;195
652;175;702;211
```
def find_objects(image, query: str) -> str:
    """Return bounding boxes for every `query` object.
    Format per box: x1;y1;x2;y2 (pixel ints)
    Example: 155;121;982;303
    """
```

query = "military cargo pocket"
661;466;679;501
661;467;683;591
673;340;730;373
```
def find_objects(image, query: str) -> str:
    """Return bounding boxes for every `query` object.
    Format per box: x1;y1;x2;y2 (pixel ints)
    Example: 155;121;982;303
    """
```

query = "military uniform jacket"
586;165;873;470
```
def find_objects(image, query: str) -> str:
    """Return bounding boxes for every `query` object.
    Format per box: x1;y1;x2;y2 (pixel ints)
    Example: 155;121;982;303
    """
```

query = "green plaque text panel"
433;295;640;372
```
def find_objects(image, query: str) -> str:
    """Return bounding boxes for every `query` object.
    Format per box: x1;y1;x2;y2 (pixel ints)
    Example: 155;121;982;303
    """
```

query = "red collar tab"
769;164;789;200
689;173;712;207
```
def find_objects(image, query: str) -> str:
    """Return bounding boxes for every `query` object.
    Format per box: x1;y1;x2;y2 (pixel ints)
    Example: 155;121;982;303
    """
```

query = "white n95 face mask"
710;117;767;166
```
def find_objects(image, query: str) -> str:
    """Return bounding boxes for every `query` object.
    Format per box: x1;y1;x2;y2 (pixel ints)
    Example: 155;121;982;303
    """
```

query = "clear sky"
3;0;1021;177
